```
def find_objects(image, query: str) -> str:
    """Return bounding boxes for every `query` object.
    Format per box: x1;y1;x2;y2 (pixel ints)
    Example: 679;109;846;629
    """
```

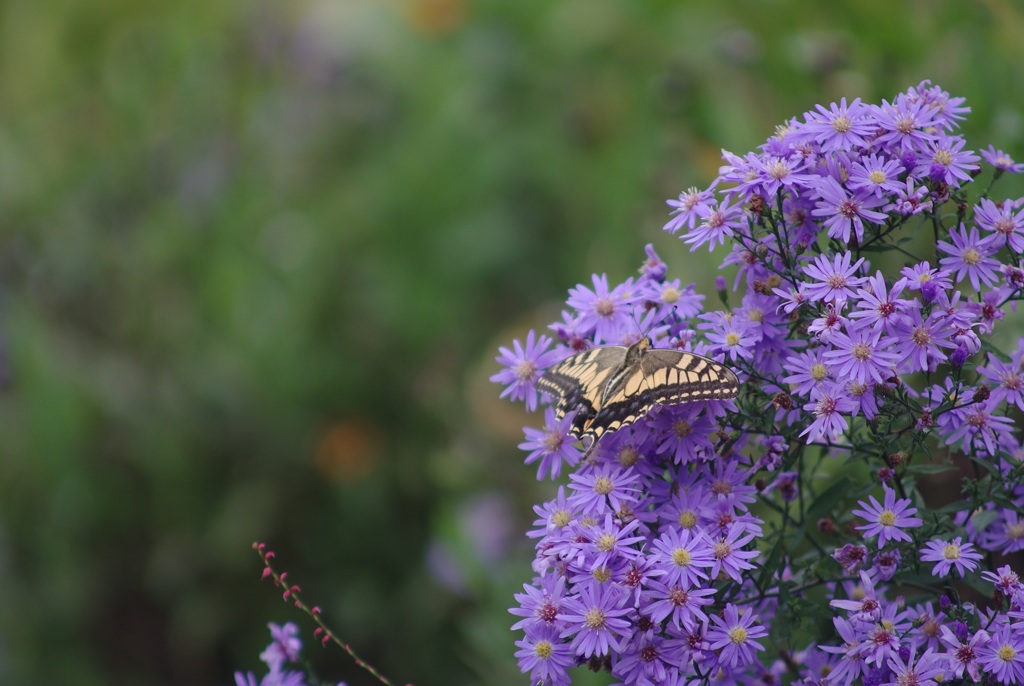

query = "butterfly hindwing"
537;338;740;442
535;346;629;436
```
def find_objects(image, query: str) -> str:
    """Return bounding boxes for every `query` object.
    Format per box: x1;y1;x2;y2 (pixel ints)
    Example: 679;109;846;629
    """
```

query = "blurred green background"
1;0;1023;684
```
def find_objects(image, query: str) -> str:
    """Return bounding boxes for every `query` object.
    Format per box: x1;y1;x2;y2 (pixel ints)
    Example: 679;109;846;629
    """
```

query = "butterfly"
535;337;740;452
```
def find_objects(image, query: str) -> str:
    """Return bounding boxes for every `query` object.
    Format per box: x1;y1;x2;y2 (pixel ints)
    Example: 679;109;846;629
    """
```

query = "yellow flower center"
768;160;791;179
617;446;640;468
934;149;954;166
729;626;749;644
999;645;1018;662
535;640;554;659
878;510;897;526
714;541;731;560
869;169;887;184
726;332;741;346
962;248;981;266
832;115;852;133
661;287;681;304
592;566;612;583
852;342;872;361
552;509;573;527
673;548;693;567
584;608;606;629
594;477;614;495
597;534;617;552
943;543;961;561
678;510;698;529
811;362;829;381
1007;522;1024;541
544;433;564;451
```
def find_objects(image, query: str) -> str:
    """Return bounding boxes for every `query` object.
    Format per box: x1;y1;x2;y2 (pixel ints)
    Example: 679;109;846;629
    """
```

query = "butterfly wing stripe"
534;341;740;443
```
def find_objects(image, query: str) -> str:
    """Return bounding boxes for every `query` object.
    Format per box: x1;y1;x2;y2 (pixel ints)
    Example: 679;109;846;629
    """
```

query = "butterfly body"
536;337;740;445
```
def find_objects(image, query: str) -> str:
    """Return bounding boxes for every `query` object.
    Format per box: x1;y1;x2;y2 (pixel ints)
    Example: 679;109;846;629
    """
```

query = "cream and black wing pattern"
535;337;740;443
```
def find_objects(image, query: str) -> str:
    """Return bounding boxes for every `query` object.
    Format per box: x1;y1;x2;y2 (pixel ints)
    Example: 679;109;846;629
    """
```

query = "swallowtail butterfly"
536;337;740;451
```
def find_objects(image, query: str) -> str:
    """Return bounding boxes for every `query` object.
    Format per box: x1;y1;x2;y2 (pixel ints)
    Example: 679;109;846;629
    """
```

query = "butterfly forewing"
537;338;740;442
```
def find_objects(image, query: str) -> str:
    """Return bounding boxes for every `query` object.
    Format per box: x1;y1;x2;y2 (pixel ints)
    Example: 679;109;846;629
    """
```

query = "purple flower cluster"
235;622;317;686
494;82;1024;686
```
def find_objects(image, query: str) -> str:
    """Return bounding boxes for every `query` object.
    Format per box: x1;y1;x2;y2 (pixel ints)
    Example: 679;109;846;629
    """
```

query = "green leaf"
905;463;956;474
970;509;999;532
807;477;853;520
758;537;786;591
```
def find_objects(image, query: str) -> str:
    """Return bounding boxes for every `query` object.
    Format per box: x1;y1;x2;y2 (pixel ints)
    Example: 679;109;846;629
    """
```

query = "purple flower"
582;514;645;572
236;623;308;686
567;464;642;516
886;176;933;216
981;145;1024;174
891;307;954;374
653;405;714;465
641;278;705;321
848;271;911;332
708;523;759;582
937;224;1001;291
665;185;716;234
700;311;760;361
650;527;714;588
940;624;990;682
851;485;923;548
977;621;1024;685
977;354;1024;411
611;632;692;686
752;154;816;197
848;153;906;198
566;274;640;344
820;617;866;684
519;407;582;480
830;570;884;623
810;176;888;244
514;623;574;686
919;536;983;577
796;97;874;151
871;96;938;151
943;399;1016;457
860;604;904;667
802;252;866;306
914;134;980;187
975;197;1024;253
683;196;747;252
799;382;857;444
557;584;633;658
807;304;849;343
833;543;869;573
885;646;944;686
510;573;568;632
982;564;1023;595
491;330;562;411
641;578;716;632
528;486;577;540
706;604;768;669
871;547;902;581
822;328;899;385
897;262;953;294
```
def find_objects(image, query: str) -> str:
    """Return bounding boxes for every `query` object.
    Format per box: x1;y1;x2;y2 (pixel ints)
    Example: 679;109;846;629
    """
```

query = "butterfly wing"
638;349;741;405
536;346;629;438
582;349;740;440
